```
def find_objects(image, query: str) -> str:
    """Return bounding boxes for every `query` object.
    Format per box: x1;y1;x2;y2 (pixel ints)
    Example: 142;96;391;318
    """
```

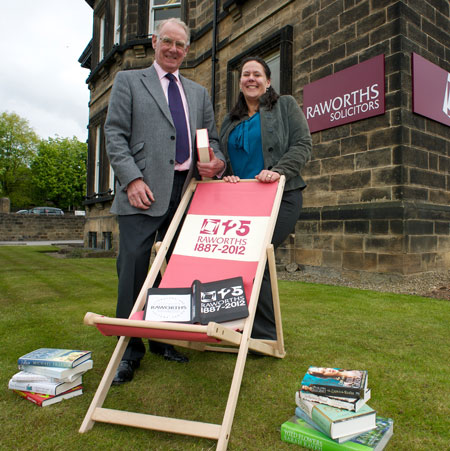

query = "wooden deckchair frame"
79;177;286;450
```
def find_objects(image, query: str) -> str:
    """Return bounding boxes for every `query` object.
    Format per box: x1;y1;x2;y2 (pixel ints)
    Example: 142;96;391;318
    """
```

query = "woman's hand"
255;170;280;183
223;175;240;183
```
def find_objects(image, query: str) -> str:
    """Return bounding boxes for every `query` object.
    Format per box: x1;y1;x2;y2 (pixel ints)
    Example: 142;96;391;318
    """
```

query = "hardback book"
18;359;93;382
12;385;83;407
17;348;91;368
8;375;82;396
297;387;371;412
295;407;361;444
196;128;210;163
11;371;51;383
144;276;249;325
301;366;368;399
281;415;393;451
296;397;376;440
196;128;211;181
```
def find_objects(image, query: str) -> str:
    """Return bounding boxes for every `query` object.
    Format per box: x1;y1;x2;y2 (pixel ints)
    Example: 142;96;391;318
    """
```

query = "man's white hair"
155;18;190;45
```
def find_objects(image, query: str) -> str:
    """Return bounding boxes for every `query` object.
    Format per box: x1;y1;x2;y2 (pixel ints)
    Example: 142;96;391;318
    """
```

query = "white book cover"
11;371;52;383
18;359;93;382
8;375;83;396
196;128;210;162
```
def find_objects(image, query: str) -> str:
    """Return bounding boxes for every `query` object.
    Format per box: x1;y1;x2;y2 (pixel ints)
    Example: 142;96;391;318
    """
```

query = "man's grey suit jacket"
104;64;224;217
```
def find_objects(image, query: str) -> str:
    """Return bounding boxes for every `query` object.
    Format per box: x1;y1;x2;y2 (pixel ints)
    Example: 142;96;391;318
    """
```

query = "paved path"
0;240;83;246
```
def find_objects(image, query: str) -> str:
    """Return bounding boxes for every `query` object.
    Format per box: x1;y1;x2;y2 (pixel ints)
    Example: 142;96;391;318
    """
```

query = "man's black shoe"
112;360;140;385
150;343;189;363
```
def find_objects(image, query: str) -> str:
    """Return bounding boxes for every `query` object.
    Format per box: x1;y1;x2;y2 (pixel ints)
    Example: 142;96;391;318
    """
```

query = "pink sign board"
303;54;385;133
159;182;279;303
412;53;450;127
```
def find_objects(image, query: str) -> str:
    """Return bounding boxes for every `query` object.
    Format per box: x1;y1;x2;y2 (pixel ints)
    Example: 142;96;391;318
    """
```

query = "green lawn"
0;246;448;450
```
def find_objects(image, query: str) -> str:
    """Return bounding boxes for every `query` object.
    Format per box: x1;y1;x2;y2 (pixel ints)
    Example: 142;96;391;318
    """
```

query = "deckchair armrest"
83;312;209;333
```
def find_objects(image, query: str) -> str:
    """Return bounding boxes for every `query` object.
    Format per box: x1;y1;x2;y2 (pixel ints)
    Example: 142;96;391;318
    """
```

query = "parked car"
28;207;64;216
16;209;29;214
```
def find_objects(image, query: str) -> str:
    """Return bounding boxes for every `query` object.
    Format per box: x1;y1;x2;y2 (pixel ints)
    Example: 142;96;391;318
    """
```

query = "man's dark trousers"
116;171;188;362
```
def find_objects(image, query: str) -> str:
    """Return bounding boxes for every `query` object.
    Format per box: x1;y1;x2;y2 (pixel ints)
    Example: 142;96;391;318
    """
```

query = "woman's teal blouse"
227;112;264;178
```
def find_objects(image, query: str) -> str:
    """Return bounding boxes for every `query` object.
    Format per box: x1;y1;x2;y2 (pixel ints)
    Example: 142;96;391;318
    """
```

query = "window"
109;164;115;194
94;125;102;194
114;0;121;45
103;232;113;250
265;52;280;94
149;0;182;36
228;50;281;110
89;232;98;249
99;14;106;60
227;26;293;110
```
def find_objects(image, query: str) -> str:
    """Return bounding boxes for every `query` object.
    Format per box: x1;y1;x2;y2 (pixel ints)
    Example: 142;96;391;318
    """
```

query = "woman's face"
239;60;271;103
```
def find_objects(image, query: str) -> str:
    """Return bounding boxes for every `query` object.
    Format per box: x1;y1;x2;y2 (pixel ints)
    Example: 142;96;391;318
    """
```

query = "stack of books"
8;348;92;407
281;366;394;450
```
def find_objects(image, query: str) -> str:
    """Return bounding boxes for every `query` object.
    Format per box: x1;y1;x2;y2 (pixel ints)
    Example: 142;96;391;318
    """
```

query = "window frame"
149;0;182;37
99;13;106;60
226;25;293;110
113;0;121;45
109;164;115;195
94;125;102;195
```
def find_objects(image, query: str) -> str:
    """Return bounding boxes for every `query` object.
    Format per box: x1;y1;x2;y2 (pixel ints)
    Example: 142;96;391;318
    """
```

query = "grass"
0;246;449;450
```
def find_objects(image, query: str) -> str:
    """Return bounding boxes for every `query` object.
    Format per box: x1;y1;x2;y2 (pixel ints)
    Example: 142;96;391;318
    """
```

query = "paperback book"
8;375;82;396
281;415;393;451
17;348;91;368
297;388;371;412
18;359;93;382
301;366;368;399
296;397;376;440
144;276;249;324
12;385;83;407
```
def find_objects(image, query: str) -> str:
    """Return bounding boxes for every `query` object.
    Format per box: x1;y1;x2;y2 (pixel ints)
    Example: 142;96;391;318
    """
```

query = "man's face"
152;22;189;73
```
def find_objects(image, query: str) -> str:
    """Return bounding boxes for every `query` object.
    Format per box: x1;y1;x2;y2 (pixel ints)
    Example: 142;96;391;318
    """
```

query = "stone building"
80;0;450;276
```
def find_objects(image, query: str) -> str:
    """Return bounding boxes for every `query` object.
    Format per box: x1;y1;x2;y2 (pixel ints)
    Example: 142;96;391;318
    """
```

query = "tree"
31;137;87;210
8;166;35;208
0;112;39;201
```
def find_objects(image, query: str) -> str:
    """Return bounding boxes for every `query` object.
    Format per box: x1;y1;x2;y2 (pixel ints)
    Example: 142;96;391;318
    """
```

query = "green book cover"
312;403;375;438
281;416;393;451
296;396;376;439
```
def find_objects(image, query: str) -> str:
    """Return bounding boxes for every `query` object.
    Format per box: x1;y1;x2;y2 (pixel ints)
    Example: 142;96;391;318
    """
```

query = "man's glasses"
158;36;187;50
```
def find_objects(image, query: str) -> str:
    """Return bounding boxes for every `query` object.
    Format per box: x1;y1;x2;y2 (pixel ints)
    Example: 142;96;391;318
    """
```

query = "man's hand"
127;178;155;210
197;147;225;178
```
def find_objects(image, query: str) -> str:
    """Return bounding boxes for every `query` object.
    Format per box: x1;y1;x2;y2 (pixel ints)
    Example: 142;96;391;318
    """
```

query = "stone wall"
276;202;450;275
0;214;85;242
299;0;449;209
84;203;118;250
290;0;450;275
0;198;10;213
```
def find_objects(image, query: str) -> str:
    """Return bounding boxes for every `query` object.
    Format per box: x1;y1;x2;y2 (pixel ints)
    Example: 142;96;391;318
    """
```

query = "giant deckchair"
80;177;286;450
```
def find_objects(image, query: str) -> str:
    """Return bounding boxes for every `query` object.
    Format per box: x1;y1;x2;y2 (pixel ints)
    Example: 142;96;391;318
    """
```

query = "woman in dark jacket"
220;56;312;340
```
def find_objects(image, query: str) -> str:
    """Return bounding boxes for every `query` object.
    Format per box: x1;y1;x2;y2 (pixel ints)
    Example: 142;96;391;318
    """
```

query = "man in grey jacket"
105;18;225;384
